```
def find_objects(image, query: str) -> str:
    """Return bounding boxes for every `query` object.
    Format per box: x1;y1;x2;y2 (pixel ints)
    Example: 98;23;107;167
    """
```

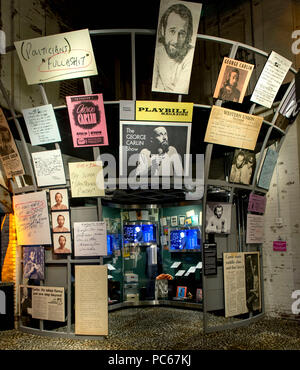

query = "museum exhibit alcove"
0;17;297;339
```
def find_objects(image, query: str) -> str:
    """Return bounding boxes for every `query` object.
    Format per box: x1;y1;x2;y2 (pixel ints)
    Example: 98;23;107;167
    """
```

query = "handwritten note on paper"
22;104;61;145
14;29;98;85
32;149;66;187
69;161;105;198
204;106;263;151
251;51;292;109
74;221;107;257
13;190;51;245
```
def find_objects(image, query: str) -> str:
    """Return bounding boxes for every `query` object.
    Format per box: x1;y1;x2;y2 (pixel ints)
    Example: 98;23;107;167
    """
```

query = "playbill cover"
213;57;254;103
119;100;193;177
0;108;24;178
66;94;108;148
151;0;202;94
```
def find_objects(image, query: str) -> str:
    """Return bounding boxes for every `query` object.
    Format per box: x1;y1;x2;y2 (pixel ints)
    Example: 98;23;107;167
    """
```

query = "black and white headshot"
152;0;202;94
205;202;231;234
229;149;256;185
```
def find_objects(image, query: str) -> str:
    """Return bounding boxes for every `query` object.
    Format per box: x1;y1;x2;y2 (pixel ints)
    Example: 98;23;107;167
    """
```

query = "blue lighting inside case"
107;234;121;255
170;228;201;252
123;224;157;244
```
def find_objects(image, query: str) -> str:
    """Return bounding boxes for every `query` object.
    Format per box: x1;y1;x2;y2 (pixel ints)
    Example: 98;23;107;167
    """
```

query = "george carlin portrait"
205;202;232;234
52;211;70;233
152;0;202;94
50;188;69;211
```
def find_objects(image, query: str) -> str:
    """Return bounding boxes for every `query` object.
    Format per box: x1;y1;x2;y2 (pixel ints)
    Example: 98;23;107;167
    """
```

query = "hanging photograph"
66;93;108;148
213;57;254;103
13;190;52;245
151;0;202;94
205;202;231;234
22;104;61;146
14;28;98;85
53;233;72;254
229;148;256;185
32;149;66;187
0;108;24;179
51;211;70;233
23;246;45;281
50;188;69;211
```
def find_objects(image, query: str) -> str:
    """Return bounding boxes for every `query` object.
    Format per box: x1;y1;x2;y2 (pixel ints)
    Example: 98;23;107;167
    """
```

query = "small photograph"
229;149;256;185
50;188;69;211
23;246;44;280
176;286;187;298
20;285;33;318
244;252;261;312
53;233;72;254
205;202;232;234
51;211;70;233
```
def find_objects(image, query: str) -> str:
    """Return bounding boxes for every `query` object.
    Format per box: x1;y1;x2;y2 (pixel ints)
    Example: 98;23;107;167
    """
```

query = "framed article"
213;57;254;103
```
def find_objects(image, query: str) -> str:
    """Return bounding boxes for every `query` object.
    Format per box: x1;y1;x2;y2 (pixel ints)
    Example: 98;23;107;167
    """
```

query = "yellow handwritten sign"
136;101;193;122
14;29;98;85
69;161;105;198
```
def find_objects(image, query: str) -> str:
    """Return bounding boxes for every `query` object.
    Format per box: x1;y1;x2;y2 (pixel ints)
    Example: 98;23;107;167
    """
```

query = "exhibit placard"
203;242;217;275
32;286;65;322
204;105;263;151
13;190;51;245
14;28;98;85
250;51;292;108
0;108;24;178
75;265;108;336
22;104;61;145
74;221;107;257
246;213;264;244
69;161;105;197
66;94;108;148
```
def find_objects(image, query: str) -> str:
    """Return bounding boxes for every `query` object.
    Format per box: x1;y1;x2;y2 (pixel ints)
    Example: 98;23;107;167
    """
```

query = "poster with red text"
66;94;108;148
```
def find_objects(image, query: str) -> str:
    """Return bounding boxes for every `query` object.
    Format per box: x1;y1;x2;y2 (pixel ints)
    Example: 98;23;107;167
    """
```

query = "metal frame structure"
1;28;297;338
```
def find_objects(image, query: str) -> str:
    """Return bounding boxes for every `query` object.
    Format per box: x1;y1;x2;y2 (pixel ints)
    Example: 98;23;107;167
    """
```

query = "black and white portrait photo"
23;246;44;281
151;0;202;94
229;149;256;185
120;121;191;177
244;252;261;312
205;202;232;234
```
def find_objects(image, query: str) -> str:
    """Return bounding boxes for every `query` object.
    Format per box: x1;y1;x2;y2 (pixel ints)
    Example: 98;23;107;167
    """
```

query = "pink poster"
248;193;267;214
66;94;108;148
273;240;287;252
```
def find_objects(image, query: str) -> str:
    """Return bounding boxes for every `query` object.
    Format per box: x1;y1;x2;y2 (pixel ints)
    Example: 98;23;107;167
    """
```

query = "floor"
0;307;299;350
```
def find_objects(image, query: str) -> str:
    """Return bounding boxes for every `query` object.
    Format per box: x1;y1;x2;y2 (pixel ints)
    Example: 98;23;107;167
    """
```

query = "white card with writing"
32;149;66;187
74;221;107;257
22;104;61;145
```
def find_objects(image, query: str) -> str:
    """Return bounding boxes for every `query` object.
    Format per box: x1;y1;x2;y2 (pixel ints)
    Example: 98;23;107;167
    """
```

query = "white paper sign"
32;149;66;187
74;221;107;257
14;29;98;85
175;270;186;277
22;104;61;145
171;262;182;268
13;190;51;245
246;214;265;244
251;51;292;108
